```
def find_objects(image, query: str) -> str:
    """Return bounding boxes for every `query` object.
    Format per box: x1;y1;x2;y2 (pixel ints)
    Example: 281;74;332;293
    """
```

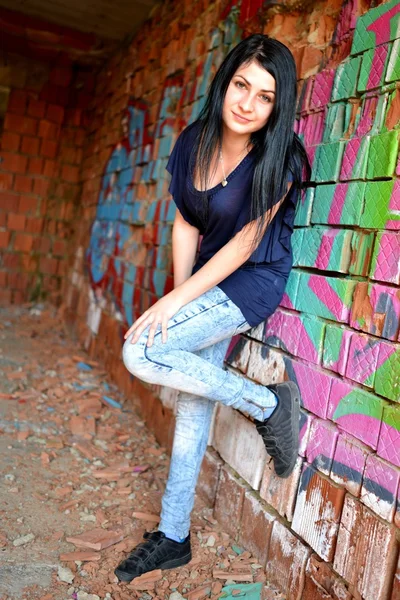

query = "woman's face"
222;60;276;136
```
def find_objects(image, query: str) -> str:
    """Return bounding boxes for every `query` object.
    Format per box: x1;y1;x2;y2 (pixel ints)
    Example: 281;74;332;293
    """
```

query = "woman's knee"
122;335;148;377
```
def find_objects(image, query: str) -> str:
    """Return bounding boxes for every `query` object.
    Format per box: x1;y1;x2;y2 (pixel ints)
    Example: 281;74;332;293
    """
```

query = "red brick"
1;132;21;152
28;157;44;175
14;233;33;252
27;98;46;119
12;290;25;303
38;119;60;140
49;67;72;87
1;152;28;173
7;213;26;231
302;554;352;600
4;114;37;136
61;164;79;183
197;448;223;508
39;256;58;275
214;465;246;539
265;520;311;599
0;192;19;210
25;217;44;234
0;212;6;227
238;490;275;565
392;554;400;600
3;253;21;269
21;136;40;155
19;196;39;214
33;178;50;197
260;456;304;522
7;89;27;115
0;289;12;303
53;239;68;256
0;172;14;190
46;104;64;124
292;464;345;562
43;159;57;178
40;139;58;158
14;175;33;193
0;271;7;286
334;494;398;600
0;231;11;248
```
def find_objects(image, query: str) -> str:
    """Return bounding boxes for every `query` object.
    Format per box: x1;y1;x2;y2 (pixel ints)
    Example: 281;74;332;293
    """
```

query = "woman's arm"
172;209;200;288
174;185;291;307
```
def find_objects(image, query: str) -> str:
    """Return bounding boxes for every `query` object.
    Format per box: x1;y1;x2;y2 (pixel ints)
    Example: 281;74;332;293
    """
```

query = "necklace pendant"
222;179;228;187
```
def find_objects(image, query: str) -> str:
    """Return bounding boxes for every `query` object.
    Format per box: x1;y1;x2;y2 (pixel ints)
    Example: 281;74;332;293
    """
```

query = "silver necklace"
219;147;249;187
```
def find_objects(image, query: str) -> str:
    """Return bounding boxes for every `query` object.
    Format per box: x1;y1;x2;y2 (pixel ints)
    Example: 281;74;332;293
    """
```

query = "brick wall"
0;53;92;304
6;0;399;597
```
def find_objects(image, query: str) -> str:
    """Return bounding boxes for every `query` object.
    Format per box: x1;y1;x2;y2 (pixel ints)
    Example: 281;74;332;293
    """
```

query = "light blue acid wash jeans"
122;286;277;542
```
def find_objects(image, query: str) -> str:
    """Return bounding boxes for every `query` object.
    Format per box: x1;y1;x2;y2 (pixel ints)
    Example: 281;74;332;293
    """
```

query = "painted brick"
339;135;370;180
367;130;399;179
377;401;400;468
322;324;353;376
212;404;267;490
246;341;286;386
197;448;223;508
375;341;400;402
311;182;365;226
361;454;400;522
265;519;311;600
332;57;361;101
348;230;375;277
331;432;370;497
299;409;314;457
294;187;314;227
225;336;251;374
358;44;391;92
334;494;398;600
295;272;356;323
351;0;400;54
360;179;400;230
302;554;352;600
238;490;275;566
259;455;303;522
213;465;246;539
345;332;380;388
298;227;353;273
328;379;383;449
350;281;400;342
280;268;301;310
370;231;400;285
292;464;345;561
306;418;339;476
289;359;334;418
392;554;400;600
312;142;345;183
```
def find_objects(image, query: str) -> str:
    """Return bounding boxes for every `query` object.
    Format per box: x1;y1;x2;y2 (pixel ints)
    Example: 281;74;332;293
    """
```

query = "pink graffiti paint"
308;275;350;321
373;232;400;284
340;138;362;180
367;44;390;90
279;292;295;310
377;420;400;468
328;184;349;224
291;359;333;418
278;311;301;355
309;69;335;109
367;3;400;45
332;432;370;496
324;328;353;376
355;95;378;137
299;410;314;457
361;454;399;520
387;180;400;230
345;334;380;386
315;230;337;271
296;323;320;364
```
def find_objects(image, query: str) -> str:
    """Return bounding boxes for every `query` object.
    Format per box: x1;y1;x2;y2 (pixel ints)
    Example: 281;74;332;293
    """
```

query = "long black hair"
192;33;311;254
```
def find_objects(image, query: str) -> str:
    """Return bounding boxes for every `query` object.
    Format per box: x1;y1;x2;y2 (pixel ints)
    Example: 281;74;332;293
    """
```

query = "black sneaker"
114;530;192;582
254;381;300;478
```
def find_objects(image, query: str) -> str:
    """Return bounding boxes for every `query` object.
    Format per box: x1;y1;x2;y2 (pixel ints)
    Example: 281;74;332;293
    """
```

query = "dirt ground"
0;303;284;600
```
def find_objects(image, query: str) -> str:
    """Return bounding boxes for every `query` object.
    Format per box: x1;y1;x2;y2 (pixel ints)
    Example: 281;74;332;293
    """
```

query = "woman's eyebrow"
236;74;276;94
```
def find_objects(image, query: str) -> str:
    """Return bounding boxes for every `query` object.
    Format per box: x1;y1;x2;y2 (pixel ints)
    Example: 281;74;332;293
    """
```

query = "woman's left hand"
124;291;184;347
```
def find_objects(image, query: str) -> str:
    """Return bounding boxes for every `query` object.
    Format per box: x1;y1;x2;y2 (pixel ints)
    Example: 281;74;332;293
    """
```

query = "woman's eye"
261;95;272;103
235;81;245;88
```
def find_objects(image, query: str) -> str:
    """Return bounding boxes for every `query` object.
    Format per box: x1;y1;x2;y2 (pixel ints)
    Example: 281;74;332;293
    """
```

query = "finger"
146;318;160;348
130;315;152;344
161;317;168;344
125;312;150;339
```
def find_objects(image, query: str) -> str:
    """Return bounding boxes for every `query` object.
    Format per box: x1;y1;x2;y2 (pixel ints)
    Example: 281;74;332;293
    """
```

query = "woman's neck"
221;124;252;158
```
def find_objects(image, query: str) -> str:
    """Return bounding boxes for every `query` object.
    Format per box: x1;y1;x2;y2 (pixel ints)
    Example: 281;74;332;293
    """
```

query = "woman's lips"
232;111;251;123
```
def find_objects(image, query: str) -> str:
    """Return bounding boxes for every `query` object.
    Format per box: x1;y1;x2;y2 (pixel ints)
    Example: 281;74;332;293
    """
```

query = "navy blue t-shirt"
166;121;296;327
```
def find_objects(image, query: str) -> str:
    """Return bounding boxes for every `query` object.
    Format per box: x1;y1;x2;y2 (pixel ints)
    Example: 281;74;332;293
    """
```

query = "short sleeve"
238;169;296;264
166;130;196;227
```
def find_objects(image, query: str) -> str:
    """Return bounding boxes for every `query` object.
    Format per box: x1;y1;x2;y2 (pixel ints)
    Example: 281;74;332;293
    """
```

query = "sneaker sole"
114;551;192;582
276;381;300;479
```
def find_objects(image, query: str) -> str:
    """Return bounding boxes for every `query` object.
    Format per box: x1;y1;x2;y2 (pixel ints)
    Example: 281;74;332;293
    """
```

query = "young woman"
115;33;310;582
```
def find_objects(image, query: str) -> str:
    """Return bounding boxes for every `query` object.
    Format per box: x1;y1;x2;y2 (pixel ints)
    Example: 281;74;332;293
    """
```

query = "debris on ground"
0;304;286;600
